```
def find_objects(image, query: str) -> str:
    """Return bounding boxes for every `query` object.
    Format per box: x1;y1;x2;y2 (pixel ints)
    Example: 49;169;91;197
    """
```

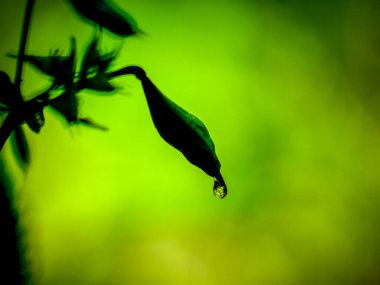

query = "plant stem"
107;65;146;80
0;65;145;151
0;161;27;285
0;1;37;284
15;0;36;94
11;0;36;165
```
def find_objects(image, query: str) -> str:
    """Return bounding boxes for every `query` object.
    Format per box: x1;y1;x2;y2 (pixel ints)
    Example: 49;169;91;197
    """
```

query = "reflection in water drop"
213;176;227;199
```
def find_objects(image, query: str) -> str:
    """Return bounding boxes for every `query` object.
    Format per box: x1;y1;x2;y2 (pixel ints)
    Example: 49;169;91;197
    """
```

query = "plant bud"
139;74;227;198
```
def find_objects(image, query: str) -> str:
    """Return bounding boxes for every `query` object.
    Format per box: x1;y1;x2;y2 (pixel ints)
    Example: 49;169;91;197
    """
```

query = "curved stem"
107;65;146;80
73;65;145;91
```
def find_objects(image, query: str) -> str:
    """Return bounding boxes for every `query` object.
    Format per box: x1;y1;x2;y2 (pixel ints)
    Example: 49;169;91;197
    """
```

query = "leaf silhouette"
0;110;23;152
68;0;140;37
97;50;118;73
81;35;101;80
25;108;45;133
84;74;115;92
1;96;47;151
11;126;30;166
7;37;76;87
80;35;118;92
0;71;21;108
78;117;108;131
138;73;227;197
49;88;79;123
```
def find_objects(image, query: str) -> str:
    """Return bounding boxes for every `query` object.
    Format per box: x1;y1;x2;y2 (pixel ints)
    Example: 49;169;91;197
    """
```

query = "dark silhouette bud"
138;74;227;198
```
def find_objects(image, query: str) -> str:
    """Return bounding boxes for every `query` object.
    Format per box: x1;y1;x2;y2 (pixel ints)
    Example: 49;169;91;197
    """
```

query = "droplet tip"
213;176;227;199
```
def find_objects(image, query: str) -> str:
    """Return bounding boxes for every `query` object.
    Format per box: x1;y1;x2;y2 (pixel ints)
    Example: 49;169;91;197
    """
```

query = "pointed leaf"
0;110;22;152
97;50;118;73
68;0;140;37
78;117;108;131
49;88;79;123
1;100;46;152
80;35;118;91
65;37;77;85
7;37;76;87
7;54;66;80
11;126;30;165
25;109;45;133
81;35;101;79
0;71;21;107
139;75;227;197
84;74;115;92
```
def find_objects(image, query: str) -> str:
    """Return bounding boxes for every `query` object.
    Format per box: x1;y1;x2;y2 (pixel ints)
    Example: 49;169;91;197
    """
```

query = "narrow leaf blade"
68;0;140;37
11;126;30;166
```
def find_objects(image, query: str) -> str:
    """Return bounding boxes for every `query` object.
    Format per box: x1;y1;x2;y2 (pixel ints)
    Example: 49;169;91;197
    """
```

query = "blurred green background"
1;0;380;284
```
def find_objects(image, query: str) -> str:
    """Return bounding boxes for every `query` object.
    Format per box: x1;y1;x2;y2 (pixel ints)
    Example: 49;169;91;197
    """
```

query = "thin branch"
0;65;145;151
15;0;36;94
107;65;146;80
10;0;36;165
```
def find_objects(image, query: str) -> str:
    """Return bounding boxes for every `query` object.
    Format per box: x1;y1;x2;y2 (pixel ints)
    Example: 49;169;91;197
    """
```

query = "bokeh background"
1;0;380;284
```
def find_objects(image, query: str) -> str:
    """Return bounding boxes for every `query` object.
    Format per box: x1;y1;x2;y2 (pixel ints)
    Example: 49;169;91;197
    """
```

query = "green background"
1;0;380;284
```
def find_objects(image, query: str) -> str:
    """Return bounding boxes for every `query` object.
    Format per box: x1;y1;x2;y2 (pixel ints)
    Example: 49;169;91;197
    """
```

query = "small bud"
138;74;227;197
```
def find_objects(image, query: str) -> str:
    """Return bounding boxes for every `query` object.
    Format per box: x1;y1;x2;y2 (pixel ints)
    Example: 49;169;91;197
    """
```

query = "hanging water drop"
213;176;227;199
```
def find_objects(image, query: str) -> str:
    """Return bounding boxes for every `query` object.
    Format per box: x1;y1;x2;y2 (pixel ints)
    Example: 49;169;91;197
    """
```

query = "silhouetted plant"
0;0;227;283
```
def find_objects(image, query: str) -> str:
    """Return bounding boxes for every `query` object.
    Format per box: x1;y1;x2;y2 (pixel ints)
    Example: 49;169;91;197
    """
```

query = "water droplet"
213;176;227;199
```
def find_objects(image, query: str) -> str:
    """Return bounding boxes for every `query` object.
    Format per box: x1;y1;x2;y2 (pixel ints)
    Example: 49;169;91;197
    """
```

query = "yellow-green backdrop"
1;0;380;284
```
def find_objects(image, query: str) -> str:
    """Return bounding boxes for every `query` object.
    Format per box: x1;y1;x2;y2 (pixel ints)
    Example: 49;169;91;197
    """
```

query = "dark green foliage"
1;0;226;199
0;72;31;165
81;64;228;197
8;37;76;88
11;126;30;166
81;35;99;75
49;88;78;123
2;1;227;284
0;109;23;154
25;107;45;133
77;117;108;131
79;35;118;92
68;0;140;37
138;73;224;182
0;71;20;108
84;74;115;92
81;35;117;77
0;180;28;285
